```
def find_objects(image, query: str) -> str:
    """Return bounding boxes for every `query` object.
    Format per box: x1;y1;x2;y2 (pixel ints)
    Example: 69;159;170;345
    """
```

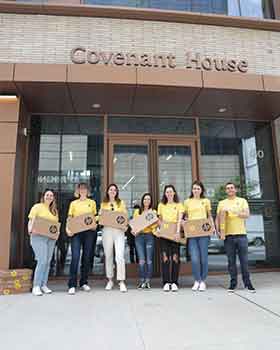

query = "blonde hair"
40;189;58;216
74;183;90;198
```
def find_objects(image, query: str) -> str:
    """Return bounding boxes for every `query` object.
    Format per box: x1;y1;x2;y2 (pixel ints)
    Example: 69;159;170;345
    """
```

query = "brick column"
0;98;20;269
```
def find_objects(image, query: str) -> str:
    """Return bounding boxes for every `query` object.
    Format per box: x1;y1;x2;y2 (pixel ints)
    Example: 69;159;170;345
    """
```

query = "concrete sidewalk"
0;272;280;350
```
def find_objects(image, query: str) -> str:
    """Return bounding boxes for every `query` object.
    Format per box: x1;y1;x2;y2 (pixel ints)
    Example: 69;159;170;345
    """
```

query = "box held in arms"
154;221;186;245
0;269;32;295
183;218;215;238
66;213;97;236
31;217;61;240
129;209;158;235
99;209;128;231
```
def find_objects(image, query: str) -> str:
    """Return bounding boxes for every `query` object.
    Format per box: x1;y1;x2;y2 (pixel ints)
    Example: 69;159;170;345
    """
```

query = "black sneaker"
145;281;151;290
137;282;146;290
246;283;256;293
228;282;237;293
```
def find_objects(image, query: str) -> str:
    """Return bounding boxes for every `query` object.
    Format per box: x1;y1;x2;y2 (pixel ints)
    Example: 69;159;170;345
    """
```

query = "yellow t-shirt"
100;200;127;213
133;209;158;234
157;202;184;223
217;197;249;235
28;203;59;223
184;198;211;220
68;198;97;217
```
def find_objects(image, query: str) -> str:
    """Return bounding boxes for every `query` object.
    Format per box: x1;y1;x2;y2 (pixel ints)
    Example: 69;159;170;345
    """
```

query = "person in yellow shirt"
216;182;255;293
28;189;59;296
184;180;214;292
67;183;97;295
132;193;158;290
157;185;184;292
100;183;128;292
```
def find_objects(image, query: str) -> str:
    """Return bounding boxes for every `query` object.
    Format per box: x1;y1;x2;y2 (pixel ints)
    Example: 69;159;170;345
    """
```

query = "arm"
27;218;34;234
238;207;250;219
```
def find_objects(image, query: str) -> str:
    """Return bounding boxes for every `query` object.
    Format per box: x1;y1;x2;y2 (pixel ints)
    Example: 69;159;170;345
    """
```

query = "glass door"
109;136;198;274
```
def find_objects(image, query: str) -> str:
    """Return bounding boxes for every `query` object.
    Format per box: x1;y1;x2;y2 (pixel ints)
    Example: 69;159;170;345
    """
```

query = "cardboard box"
66;213;97;236
155;221;187;245
219;211;227;240
129;209;158;235
0;269;32;295
31;217;61;240
183;218;215;238
99;209;128;231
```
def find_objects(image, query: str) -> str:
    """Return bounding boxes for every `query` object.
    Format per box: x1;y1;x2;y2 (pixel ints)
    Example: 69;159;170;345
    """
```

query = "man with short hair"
216;182;256;293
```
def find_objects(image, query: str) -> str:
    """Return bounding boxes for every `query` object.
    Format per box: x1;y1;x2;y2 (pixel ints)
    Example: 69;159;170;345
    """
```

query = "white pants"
102;227;126;281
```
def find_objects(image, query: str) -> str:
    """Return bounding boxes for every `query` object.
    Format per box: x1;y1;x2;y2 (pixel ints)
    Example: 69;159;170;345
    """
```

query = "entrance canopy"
1;63;280;120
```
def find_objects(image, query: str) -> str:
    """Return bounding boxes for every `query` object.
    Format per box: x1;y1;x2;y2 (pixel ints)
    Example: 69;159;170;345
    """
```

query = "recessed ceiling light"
218;108;227;113
92;103;101;109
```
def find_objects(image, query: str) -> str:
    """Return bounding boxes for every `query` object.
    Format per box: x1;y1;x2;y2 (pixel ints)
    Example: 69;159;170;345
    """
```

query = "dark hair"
103;183;121;205
40;189;58;216
225;182;236;189
189;180;206;199
161;185;179;204
139;193;153;214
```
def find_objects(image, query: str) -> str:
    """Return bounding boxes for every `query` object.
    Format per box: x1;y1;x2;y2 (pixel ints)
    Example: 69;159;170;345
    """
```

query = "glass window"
26;116;104;276
200;119;279;268
108;116;196;134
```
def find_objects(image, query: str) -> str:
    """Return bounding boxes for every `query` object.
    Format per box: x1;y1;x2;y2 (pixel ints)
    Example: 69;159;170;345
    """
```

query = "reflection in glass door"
112;144;149;264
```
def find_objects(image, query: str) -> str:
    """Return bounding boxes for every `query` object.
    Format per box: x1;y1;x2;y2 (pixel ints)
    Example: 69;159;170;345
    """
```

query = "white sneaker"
68;287;76;295
81;284;91;292
199;281;207;292
41;285;52;294
119;281;127;293
32;286;43;296
163;283;171;292
192;281;200;291
171;283;179;292
105;280;114;291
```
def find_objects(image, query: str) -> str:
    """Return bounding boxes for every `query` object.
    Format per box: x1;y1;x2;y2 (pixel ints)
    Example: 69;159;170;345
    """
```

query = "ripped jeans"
135;233;155;282
160;238;180;285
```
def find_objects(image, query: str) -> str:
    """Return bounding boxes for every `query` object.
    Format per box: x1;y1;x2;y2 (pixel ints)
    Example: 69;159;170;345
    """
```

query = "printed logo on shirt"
145;212;156;222
49;225;58;234
202;223;211;232
116;215;126;225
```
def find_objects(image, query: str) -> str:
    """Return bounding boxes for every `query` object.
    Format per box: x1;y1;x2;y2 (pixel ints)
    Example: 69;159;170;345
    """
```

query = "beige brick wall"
1;13;280;75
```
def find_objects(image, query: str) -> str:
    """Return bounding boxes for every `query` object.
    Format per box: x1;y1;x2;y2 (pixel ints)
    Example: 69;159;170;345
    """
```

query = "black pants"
224;235;251;287
68;230;97;288
160;238;180;285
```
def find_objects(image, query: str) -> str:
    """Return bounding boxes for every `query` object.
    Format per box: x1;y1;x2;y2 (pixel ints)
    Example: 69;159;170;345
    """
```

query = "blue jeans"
224;235;251;286
188;236;209;282
30;235;56;287
68;230;97;288
135;233;155;282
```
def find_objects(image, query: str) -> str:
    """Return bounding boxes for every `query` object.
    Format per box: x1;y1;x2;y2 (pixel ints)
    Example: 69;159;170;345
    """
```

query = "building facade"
0;0;280;276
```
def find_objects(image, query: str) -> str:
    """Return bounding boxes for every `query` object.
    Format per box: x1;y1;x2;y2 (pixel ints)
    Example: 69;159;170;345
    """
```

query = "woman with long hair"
100;183;128;292
67;183;97;295
28;189;59;296
157;185;184;292
132;193;158;289
184;180;214;291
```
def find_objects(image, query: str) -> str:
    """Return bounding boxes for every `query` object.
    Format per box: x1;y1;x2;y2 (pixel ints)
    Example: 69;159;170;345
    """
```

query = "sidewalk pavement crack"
128;301;147;350
218;283;280;320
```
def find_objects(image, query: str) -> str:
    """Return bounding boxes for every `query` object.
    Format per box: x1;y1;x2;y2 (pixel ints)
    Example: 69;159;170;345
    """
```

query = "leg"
198;236;210;281
160;238;171;285
225;236;238;286
80;230;96;287
113;229;126;281
135;234;146;282
30;235;48;287
188;238;201;282
42;238;56;287
68;233;82;288
237;236;251;287
102;227;115;280
171;241;180;285
145;234;155;282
